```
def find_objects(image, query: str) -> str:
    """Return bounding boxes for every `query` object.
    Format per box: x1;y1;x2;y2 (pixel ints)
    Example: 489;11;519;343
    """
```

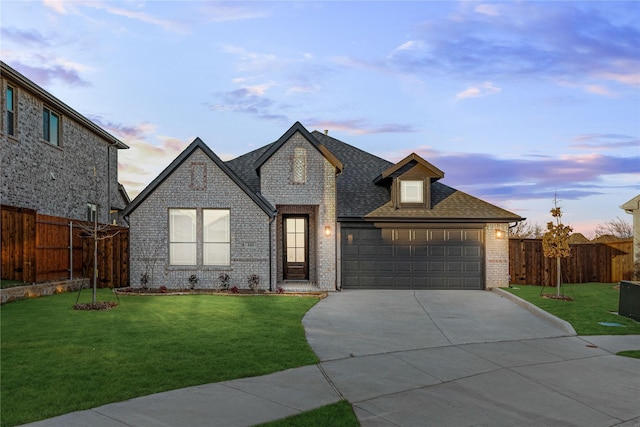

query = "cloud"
198;3;269;22
118;136;190;198
0;27;50;47
352;3;640;90
9;60;90;87
89;117;157;143
456;82;501;99
381;145;639;204
209;85;289;122
44;0;187;33
474;4;500;17
43;0;69;14
570;134;640;150
306;119;418;135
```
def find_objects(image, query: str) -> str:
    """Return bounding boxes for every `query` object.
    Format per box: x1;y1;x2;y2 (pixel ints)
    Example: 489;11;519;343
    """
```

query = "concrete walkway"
22;290;640;427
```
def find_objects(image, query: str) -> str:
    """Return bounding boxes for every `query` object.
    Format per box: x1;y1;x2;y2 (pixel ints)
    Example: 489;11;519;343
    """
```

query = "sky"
2;0;639;237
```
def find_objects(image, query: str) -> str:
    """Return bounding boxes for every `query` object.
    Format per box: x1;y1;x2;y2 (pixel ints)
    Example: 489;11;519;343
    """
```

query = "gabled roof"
364;181;523;222
621;194;640;212
311;131;522;222
123;138;276;217
0;61;128;150
253;122;343;173
374;152;445;184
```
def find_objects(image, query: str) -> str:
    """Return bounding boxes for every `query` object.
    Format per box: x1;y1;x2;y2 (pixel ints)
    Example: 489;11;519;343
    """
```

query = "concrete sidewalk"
22;290;640;427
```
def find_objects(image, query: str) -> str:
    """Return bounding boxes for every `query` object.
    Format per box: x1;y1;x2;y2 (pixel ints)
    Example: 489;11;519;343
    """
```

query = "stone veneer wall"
259;131;337;291
485;223;510;288
128;148;271;290
1;76;123;224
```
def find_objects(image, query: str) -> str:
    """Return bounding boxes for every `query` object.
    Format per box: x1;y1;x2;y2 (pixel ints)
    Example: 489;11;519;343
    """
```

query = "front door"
284;216;308;280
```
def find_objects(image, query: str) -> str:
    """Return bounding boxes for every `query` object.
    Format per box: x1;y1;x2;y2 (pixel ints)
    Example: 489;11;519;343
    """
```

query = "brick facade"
485;222;510;288
128;148;271;290
1;63;126;224
259;132;337;291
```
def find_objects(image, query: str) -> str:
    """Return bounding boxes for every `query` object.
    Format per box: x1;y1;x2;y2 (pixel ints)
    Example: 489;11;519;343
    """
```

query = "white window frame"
168;208;231;267
203;209;230;266
400;180;424;204
169;209;197;265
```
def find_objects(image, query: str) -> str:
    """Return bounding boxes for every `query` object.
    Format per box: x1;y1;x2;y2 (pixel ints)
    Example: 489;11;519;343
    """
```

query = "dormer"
373;153;444;209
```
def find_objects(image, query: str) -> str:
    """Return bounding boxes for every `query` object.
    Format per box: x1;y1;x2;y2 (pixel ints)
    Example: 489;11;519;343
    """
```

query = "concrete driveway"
22;289;640;427
303;290;640;427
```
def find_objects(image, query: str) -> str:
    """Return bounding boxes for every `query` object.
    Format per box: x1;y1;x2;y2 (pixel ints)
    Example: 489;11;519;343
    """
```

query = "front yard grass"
258;401;359;427
503;282;640;336
0;289;320;427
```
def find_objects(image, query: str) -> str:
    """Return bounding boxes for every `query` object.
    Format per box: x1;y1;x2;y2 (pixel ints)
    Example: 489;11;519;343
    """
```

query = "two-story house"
124;122;523;292
1;61;129;225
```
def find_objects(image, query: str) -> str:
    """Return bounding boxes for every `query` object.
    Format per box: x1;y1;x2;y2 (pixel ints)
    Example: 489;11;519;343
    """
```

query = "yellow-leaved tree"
542;199;573;298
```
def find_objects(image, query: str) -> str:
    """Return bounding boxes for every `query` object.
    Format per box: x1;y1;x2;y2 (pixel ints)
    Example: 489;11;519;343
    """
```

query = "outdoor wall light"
324;225;332;237
495;229;505;240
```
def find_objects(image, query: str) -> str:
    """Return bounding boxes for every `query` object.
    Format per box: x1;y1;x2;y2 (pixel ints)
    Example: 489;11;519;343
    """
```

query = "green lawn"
1;289;320;427
258;401;359;427
503;282;640;336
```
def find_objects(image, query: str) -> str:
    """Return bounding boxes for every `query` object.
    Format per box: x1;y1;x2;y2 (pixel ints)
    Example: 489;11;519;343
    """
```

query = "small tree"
509;221;545;239
542;197;573;298
594;216;633;239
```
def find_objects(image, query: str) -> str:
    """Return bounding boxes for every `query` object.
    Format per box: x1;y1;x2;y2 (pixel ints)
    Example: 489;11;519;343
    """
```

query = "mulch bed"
541;294;574;301
115;288;327;298
73;302;118;311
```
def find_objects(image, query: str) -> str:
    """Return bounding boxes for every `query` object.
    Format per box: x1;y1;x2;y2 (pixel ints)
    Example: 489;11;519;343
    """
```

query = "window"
286;217;306;262
400;180;424;203
169;209;197;265
168;208;231;266
43;107;60;145
87;203;97;222
203;209;230;266
6;86;15;136
292;147;306;184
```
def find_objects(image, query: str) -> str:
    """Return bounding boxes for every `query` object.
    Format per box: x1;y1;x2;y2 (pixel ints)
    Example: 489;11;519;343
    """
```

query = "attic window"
292;147;306;184
400;180;423;203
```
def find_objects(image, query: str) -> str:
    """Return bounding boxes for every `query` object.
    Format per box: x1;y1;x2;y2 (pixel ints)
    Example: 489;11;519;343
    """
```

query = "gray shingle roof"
225;126;522;222
124;138;276;217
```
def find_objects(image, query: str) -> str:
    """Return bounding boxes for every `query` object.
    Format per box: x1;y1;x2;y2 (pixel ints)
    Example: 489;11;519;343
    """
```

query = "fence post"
69;221;73;280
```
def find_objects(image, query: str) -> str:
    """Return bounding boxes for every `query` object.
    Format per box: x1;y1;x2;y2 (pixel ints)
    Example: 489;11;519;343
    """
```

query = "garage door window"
401;180;423;203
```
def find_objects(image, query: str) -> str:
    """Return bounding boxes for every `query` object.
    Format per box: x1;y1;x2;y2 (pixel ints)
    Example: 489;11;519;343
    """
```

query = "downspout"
335;166;343;291
268;214;276;292
107;144;111;224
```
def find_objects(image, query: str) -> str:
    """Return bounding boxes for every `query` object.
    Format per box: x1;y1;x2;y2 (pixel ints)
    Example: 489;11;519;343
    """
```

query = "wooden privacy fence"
1;205;129;288
509;238;634;286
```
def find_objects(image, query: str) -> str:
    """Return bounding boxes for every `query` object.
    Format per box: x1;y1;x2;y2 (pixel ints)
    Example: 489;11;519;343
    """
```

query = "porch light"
495;229;505;240
324;225;332;237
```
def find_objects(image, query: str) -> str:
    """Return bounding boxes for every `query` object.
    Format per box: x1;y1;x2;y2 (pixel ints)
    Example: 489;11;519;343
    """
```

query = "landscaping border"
1;278;89;304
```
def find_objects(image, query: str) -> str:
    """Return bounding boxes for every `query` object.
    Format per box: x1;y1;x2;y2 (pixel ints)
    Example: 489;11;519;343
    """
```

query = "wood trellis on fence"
509;238;634;286
1;205;129;288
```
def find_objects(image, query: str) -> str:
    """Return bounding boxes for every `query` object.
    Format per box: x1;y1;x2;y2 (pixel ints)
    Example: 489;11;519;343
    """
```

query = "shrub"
218;273;230;290
188;274;198;290
158;285;168;293
248;274;260;292
229;286;239;294
277;286;285;294
140;273;149;289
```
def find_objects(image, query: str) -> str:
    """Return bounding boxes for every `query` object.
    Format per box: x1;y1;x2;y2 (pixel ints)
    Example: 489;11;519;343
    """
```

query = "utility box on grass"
619;281;640;321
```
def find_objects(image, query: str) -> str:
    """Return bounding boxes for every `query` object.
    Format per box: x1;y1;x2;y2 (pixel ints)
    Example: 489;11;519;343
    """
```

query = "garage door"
341;226;484;289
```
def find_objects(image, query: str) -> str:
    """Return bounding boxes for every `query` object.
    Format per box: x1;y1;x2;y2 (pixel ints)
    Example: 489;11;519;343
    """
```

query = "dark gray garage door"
341;226;484;289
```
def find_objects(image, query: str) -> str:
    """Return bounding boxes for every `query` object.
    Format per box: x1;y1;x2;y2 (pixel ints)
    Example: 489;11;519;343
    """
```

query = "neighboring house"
0;61;129;225
621;194;640;269
124;122;523;291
